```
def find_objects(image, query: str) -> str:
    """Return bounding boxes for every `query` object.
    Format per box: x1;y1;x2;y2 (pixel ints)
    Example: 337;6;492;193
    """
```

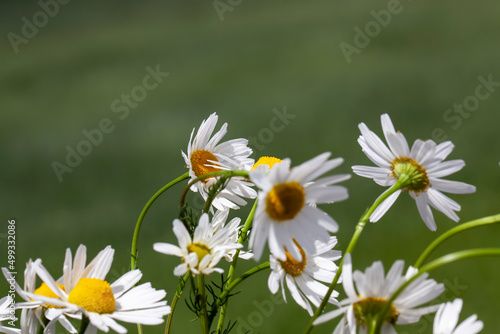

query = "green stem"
78;316;90;334
303;177;408;334
165;273;190;334
414;213;500;268
198;275;209;334
374;248;500;334
216;200;258;331
131;172;189;270
179;170;249;226
212;262;270;313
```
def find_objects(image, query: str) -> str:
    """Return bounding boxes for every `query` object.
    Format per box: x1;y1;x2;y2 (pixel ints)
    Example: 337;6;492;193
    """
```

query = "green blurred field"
1;0;499;333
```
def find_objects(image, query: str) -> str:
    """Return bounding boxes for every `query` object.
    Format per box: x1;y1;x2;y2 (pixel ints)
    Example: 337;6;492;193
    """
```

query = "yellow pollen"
353;297;399;325
187;243;211;262
68;278;115;314
33;283;65;309
266;182;305;221
190;149;221;178
279;240;307;276
251;156;282;170
391;157;429;193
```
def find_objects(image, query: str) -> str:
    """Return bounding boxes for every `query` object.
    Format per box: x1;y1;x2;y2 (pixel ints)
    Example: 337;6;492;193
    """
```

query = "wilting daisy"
352;114;476;230
2;259;77;334
249;152;350;261
433;299;483;334
29;246;170;333
268;237;341;315
314;254;444;334
154;213;243;276
0;296;20;334
182;112;257;211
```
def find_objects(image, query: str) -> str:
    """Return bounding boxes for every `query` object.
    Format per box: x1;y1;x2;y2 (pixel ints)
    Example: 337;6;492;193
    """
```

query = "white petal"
369;189;402;222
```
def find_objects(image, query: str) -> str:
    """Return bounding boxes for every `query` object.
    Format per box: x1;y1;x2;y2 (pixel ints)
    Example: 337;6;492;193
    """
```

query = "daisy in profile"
182;112;257;211
249;152;350;261
268;237;341;315
314;254;444;334
352;114;476;230
154;213;243;276
211;209;253;261
29;246;170;333
433;299;483;334
0;296;20;334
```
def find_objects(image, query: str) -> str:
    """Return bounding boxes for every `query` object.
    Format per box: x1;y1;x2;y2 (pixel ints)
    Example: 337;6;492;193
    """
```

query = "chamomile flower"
314;254;444;334
30;246;171;333
268;237;341;315
0;296;20;334
251;156;283;173
352;114;476;230
154;213;243;276
182;112;257;211
211;209;253;261
433;299;483;334
2;259;76;334
249;152;350;261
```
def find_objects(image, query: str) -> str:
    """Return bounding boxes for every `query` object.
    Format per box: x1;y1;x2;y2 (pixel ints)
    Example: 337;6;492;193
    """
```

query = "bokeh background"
1;0;499;333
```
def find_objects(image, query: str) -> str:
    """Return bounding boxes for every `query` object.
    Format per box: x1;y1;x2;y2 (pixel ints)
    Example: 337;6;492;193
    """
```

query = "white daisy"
314;254;444;334
268;237;342;315
249;152;350;261
2;259;76;334
433;299;483;334
29;246;171;333
154;213;243;276
182;112;257;211
211;209;253;261
0;296;20;334
352;113;476;230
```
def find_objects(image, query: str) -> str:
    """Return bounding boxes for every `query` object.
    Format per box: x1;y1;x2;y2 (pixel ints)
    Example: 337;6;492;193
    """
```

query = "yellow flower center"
68;278;115;314
251;156;282;170
190;149;221;178
279;240;307;276
353;297;399;326
391;157;429;193
33;282;65;309
266;182;305;221
187;243;211;262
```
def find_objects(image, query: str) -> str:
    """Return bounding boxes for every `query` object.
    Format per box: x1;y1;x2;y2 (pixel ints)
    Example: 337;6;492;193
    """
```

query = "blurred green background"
1;0;499;333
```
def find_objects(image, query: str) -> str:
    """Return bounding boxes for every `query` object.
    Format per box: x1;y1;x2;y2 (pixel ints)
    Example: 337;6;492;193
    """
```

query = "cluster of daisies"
1;113;484;334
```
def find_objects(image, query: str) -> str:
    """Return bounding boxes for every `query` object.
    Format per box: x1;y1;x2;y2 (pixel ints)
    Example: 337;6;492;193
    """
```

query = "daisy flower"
0;296;20;334
249;152;350;261
433;299;483;334
154;213;243;276
268;237;342;315
314;254;444;334
2;259;76;334
251;156;283;173
352;113;476;230
182;112;257;211
211;209;253;261
29;246;171;333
